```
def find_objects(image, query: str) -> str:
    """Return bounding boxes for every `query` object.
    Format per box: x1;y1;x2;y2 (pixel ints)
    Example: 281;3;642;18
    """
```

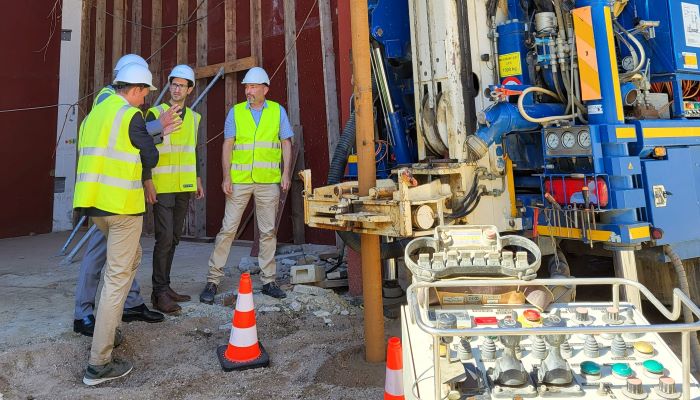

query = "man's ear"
263;86;270;96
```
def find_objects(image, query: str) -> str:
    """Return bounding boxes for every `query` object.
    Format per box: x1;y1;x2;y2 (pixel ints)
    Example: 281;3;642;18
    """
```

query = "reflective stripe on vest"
230;101;282;184
73;95;144;214
148;103;200;193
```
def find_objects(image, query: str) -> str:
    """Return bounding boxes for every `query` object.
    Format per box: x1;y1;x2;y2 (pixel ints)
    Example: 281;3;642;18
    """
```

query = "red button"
474;316;498;326
523;309;541;322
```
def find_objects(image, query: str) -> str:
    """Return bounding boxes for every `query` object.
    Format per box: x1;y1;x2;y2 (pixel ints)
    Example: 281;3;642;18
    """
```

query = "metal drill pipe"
349;0;384;363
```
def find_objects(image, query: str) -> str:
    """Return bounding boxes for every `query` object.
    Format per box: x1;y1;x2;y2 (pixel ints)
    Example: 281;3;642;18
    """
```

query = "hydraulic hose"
327;111;408;260
664;245;700;372
517;86;577;124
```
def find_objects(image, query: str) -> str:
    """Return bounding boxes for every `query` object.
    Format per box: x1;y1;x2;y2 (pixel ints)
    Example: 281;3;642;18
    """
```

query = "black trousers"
152;192;190;294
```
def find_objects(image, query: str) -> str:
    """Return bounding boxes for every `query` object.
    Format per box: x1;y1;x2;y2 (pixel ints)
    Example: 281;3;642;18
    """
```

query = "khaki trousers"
207;183;280;285
89;215;143;366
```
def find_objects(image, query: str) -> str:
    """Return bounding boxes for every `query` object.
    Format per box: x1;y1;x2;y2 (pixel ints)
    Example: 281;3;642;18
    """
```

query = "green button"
643;359;664;374
612;362;633;378
580;361;601;375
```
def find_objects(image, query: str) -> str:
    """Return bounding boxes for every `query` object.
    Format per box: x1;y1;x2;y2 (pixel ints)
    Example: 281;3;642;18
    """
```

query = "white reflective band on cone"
235;293;255;312
384;369;404;396
230;325;258;347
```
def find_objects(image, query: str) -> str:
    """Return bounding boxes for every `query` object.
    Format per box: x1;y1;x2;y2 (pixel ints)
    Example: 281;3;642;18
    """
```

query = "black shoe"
83;357;133;386
73;315;96;337
122;304;165;323
199;282;217;305
262;282;287;299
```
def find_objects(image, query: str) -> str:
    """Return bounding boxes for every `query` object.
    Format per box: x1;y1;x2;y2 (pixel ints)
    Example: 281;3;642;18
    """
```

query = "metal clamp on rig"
404;225;542;282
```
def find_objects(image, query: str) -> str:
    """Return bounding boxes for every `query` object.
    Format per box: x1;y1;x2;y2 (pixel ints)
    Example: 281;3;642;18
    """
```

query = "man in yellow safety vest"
73;63;177;386
145;64;205;313
199;66;293;304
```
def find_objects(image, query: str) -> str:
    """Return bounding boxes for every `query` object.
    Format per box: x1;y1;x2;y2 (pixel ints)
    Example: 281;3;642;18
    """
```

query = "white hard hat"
113;63;157;91
114;54;147;73
168;64;196;87
241;67;270;85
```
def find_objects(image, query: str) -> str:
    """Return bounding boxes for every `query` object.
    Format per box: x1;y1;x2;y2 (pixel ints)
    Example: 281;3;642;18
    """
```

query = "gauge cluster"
544;126;593;156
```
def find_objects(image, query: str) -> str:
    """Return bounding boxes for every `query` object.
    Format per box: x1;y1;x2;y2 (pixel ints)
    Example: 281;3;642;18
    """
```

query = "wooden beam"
285;0;306;244
94;0;106;92
224;0;237;109
112;0;124;63
319;0;340;162
130;0;142;54
189;0;208;238
194;56;257;79
78;0;92;120
177;0;189;64
150;0;162;101
250;0;262;65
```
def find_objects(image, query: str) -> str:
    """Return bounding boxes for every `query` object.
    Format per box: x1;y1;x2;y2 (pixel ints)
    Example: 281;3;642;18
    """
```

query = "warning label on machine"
499;52;522;77
682;2;700;48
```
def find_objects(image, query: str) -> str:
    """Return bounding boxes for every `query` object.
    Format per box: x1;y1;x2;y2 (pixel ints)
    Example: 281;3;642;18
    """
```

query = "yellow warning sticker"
683;52;698;69
499;52;523;78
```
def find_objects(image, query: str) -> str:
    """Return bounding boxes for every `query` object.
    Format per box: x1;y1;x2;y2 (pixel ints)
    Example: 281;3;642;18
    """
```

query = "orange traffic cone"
216;272;270;371
384;337;405;400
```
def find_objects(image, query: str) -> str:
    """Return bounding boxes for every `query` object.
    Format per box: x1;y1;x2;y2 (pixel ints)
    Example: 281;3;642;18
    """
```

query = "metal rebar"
60;215;87;255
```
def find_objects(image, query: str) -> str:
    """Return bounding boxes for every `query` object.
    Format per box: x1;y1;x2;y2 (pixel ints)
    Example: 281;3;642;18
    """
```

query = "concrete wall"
53;0;84;232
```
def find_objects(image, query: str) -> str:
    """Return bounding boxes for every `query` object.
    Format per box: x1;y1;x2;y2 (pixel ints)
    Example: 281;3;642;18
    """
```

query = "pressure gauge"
562;131;576;148
578;130;592;148
622;56;636;72
546;133;560;149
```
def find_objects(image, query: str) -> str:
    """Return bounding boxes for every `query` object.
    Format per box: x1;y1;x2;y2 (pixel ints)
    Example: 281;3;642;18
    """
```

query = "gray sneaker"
83;358;133;386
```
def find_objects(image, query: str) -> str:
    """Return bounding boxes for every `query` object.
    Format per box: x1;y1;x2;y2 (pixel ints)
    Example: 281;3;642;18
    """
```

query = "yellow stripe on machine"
536;225;613;242
604;6;624;123
572;7;601;101
505;156;517;218
616;127;636;139
643;127;700;138
629;226;650;240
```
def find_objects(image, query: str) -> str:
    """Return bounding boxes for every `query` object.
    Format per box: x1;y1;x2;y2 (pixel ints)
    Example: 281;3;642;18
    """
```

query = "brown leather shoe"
166;287;191;302
152;291;181;313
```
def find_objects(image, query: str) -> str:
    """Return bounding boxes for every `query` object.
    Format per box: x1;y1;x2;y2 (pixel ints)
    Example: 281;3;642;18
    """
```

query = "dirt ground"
0;232;399;399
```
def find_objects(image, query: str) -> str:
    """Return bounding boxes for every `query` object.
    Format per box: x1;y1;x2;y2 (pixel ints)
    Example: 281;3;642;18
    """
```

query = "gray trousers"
73;229;144;320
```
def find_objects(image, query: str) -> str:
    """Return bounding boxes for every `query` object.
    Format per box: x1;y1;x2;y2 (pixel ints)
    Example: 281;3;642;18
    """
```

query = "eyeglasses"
171;82;189;90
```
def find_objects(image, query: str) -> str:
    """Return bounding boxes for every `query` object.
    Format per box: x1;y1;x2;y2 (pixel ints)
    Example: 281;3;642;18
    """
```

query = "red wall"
0;1;61;238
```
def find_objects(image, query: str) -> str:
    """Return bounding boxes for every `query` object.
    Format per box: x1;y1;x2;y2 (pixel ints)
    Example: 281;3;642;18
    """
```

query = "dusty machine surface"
400;226;700;400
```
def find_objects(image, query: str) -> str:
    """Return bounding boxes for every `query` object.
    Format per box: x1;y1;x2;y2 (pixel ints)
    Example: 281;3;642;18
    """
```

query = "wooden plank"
78;0;92;121
190;0;208;238
319;0;340;162
284;0;306;244
94;0;106;92
112;0;125;63
177;0;188;64
250;0;262;65
224;0;237;109
130;0;142;54
194;57;257;78
150;0;162;103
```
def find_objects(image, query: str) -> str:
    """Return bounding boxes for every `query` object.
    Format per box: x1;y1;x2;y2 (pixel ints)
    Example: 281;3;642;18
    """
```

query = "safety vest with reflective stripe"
93;86;116;107
73;95;145;214
147;104;200;193
230;101;282;184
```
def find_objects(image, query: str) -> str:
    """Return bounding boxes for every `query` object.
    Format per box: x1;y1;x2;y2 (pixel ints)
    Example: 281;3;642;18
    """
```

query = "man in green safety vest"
73;63;177;386
199;66;293;304
145;64;205;313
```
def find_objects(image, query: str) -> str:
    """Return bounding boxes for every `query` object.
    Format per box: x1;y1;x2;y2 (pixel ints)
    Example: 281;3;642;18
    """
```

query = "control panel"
544;126;593;157
683;101;700;118
404;225;542;281
402;302;700;400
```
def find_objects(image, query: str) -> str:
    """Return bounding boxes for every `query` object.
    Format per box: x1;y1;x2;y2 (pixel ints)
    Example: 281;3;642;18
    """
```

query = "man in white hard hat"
74;63;177;386
144;64;205;313
73;54;181;337
199;66;293;303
